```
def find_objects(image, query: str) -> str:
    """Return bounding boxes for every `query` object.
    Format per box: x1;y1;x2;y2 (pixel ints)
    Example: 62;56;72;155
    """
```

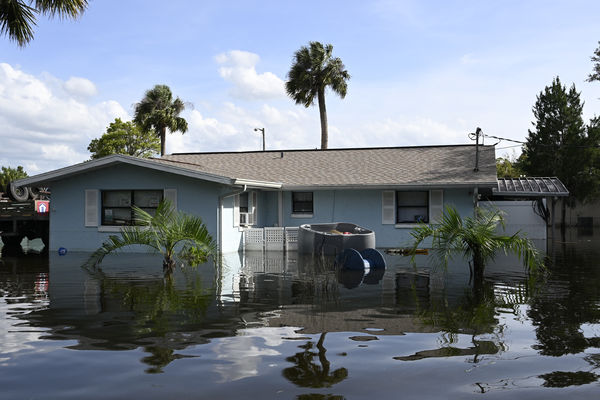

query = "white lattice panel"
285;227;299;251
244;228;264;251
264;227;285;251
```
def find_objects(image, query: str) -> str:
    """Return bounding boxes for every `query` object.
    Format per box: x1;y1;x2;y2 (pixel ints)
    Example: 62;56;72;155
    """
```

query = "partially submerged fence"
243;227;299;252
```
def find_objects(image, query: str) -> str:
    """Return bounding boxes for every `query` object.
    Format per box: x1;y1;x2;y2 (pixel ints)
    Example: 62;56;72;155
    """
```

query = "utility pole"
254;128;265;151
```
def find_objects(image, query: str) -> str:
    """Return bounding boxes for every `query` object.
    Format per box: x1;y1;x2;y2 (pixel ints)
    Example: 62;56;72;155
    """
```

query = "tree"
0;0;87;46
85;200;216;275
496;153;524;178
286;41;350;150
0;165;27;192
587;41;600;83
410;206;542;292
134;85;188;156
88;118;160;159
521;77;600;211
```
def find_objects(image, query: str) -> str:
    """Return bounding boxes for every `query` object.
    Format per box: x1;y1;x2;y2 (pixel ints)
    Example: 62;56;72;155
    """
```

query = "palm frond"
85;199;216;272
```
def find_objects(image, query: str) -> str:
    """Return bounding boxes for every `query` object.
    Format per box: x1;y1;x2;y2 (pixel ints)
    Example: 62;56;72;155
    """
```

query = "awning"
493;177;569;197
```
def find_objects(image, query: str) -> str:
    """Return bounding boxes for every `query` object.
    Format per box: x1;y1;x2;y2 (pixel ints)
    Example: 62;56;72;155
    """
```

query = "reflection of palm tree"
283;333;348;388
141;345;198;374
85;269;212;372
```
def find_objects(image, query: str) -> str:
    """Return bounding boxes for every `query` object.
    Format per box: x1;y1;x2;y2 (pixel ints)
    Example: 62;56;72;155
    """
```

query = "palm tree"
410;206;543;287
134;85;188;156
85;200;216;275
286;41;350;150
1;0;87;46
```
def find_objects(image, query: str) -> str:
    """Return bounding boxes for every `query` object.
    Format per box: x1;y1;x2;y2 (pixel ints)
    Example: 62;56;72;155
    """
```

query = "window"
396;191;429;223
292;192;313;214
234;191;257;226
101;190;162;226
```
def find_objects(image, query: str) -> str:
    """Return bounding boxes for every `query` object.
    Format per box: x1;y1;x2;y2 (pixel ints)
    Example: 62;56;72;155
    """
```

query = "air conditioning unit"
240;212;254;226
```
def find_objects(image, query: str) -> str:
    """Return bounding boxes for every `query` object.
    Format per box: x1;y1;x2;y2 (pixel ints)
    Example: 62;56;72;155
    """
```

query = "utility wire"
472;132;600;149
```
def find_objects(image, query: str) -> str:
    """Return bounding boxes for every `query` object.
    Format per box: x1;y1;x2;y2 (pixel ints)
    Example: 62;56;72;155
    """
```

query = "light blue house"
16;145;497;253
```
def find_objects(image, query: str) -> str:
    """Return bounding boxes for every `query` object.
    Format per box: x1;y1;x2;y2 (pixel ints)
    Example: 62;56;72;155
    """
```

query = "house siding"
275;188;474;248
49;164;223;252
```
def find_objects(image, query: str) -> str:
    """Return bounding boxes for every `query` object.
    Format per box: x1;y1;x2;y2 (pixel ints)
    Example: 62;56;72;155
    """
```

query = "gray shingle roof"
155;145;497;189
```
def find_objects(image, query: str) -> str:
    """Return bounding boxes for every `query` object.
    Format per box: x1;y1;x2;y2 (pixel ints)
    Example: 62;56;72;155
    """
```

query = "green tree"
0;165;27;192
134;85;188;156
0;0;87;46
87;118;160;159
410;206;542;292
85;200;216;275
286;42;350;150
521;77;600;208
496;153;524;178
587;41;600;83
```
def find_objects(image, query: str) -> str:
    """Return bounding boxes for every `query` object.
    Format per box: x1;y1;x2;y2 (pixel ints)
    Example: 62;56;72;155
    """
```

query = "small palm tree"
134;85;188;156
410;206;543;285
286;41;350;150
1;0;87;46
86;200;216;274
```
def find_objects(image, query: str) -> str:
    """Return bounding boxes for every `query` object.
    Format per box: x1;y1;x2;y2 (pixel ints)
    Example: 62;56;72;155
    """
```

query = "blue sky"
1;0;600;173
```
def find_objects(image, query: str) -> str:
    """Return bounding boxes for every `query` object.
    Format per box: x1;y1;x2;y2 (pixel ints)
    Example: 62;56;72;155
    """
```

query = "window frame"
395;191;429;224
291;191;313;216
101;189;163;226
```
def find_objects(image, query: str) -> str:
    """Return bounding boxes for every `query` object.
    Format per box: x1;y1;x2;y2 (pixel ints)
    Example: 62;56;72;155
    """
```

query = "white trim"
394;223;422;229
291;213;313;218
233;178;282;189
15;154;233;187
381;190;395;225
85;189;99;227
429;189;444;222
282;183;497;191
98;225;124;233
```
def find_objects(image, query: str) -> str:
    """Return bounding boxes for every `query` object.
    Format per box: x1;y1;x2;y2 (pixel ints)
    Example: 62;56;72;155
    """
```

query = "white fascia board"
14;154;233;187
281;182;498;191
233;178;282;189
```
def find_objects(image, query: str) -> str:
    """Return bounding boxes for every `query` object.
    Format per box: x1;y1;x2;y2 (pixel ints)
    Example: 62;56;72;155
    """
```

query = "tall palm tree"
134;84;188;156
1;0;87;46
410;206;543;287
286;41;350;150
85;200;216;275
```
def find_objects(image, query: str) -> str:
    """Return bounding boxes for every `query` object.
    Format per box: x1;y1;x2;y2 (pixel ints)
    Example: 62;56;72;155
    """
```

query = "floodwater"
1;229;599;399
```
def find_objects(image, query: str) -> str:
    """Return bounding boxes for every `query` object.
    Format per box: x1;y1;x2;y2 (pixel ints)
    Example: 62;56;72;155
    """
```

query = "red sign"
35;200;50;213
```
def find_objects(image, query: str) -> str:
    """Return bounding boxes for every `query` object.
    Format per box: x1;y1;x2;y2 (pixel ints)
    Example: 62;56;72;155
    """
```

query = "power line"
471;132;600;149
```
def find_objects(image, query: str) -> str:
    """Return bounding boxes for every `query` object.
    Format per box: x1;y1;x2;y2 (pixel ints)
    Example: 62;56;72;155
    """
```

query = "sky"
1;0;600;174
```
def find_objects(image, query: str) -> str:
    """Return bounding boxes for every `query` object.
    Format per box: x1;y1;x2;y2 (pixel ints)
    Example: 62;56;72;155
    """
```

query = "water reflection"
283;333;348;388
1;230;600;396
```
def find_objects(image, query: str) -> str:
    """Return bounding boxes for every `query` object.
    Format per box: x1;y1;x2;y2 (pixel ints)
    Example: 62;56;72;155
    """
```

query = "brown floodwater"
1;228;599;399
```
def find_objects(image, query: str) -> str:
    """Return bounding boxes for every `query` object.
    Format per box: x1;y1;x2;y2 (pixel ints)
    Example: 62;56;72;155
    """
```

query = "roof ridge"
168;143;494;156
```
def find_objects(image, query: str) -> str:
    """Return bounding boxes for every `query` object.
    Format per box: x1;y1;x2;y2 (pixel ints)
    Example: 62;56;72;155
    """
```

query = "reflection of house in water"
7;249;511;372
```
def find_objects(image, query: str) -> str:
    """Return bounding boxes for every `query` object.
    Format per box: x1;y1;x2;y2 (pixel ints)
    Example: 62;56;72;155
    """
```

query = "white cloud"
216;50;285;100
0;63;129;173
63;77;98;99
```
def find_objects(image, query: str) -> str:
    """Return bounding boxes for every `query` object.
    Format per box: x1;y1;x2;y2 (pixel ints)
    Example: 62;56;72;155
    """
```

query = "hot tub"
298;222;376;256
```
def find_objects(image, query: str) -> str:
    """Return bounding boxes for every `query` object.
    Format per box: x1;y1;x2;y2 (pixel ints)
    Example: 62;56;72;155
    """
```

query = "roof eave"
14;154;233;187
281;182;498;191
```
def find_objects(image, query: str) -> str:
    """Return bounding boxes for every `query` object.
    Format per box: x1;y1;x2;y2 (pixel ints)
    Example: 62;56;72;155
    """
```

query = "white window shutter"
429;189;444;223
164;189;177;210
85;189;99;227
233;194;240;227
251;191;258;225
382;191;395;224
